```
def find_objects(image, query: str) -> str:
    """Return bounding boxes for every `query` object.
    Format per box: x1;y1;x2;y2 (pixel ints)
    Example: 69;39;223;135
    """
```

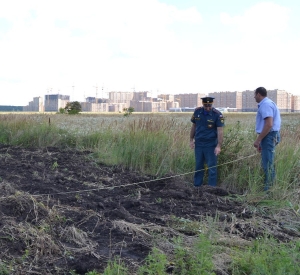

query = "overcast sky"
1;0;299;106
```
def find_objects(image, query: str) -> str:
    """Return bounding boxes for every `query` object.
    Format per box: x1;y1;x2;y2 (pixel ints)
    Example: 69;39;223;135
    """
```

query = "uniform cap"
201;97;215;103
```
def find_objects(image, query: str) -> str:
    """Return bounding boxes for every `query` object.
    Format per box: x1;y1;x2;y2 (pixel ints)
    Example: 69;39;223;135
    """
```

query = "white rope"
31;153;258;197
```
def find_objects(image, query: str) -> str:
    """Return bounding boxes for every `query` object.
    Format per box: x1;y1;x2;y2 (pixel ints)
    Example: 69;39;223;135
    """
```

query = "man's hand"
254;139;262;152
254;138;260;149
190;140;195;149
214;145;221;156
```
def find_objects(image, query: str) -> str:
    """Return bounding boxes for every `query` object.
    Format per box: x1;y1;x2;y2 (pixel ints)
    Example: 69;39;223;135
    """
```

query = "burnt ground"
0;144;299;274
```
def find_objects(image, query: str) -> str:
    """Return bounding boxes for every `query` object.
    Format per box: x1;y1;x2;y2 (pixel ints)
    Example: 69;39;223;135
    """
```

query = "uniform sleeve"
191;112;196;123
216;113;225;127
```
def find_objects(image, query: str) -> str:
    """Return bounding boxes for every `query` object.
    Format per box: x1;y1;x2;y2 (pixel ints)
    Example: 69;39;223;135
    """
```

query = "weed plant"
101;258;129;275
230;237;300;275
137;247;169;275
0;263;9;275
172;235;215;275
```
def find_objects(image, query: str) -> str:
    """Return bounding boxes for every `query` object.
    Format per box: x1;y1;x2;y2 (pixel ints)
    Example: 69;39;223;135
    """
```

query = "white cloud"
0;0;205;104
214;2;300;94
1;0;299;105
220;2;290;37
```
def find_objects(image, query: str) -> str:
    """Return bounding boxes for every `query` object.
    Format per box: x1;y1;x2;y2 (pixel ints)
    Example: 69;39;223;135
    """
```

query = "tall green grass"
1;113;299;194
230;237;300;275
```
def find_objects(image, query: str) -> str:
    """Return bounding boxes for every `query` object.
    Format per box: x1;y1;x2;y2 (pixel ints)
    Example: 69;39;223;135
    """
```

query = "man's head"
201;97;214;111
254;87;267;103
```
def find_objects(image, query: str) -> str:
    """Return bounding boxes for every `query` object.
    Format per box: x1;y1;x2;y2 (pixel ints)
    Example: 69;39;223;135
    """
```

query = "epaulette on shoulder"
212;107;222;115
195;106;203;111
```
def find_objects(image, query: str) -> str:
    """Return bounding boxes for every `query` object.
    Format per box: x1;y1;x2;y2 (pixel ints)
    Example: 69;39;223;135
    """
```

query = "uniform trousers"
194;145;217;187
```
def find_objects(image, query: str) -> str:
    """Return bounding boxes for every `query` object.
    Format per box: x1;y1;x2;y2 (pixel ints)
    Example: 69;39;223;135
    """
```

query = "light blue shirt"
256;97;281;133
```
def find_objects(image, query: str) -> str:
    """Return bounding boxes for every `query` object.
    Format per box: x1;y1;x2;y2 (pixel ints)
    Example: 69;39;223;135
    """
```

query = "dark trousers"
194;146;217;186
260;131;280;191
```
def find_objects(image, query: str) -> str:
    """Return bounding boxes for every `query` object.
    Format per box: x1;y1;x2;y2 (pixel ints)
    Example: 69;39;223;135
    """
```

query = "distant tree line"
0;106;23;112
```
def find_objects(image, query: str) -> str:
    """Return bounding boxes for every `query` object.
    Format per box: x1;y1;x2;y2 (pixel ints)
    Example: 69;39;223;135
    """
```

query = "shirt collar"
258;97;268;107
201;107;212;115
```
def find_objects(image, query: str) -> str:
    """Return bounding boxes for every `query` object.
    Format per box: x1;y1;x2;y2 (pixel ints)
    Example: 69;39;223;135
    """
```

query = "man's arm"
215;127;223;155
190;123;196;149
254;117;273;148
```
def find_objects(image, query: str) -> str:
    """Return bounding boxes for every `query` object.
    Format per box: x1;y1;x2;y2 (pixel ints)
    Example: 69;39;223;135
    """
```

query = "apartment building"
166;101;180;110
23;97;44;112
81;102;109;112
147;101;166;112
242;89;293;112
14;88;300;113
292;95;300;112
129;100;166;112
268;89;292;112
85;97;107;104
242;90;257;112
109;91;134;104
108;103;127;112
132;91;152;101
174;93;206;108
209;91;242;111
109;91;157;112
157;94;175;102
44;94;70;112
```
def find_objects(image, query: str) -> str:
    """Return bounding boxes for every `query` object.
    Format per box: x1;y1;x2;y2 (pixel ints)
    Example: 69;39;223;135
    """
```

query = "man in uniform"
190;97;225;187
253;87;281;191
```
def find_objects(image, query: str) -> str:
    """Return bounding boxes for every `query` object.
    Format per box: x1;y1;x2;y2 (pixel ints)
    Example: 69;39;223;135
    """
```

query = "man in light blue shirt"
253;87;281;191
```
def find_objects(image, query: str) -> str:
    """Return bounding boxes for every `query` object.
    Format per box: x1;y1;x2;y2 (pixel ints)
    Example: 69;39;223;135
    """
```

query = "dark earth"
0;144;299;274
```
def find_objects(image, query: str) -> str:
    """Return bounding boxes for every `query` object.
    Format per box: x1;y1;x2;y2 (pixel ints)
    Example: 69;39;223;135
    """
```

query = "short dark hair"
255;87;267;97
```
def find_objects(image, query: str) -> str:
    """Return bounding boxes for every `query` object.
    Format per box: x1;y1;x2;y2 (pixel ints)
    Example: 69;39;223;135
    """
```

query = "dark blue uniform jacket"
191;107;225;147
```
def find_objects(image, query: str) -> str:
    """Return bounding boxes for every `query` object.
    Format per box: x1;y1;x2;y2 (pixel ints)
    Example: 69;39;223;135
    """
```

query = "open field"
0;112;300;274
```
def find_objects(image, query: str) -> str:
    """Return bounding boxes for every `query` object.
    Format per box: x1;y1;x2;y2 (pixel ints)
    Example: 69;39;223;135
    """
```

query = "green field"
0;112;299;274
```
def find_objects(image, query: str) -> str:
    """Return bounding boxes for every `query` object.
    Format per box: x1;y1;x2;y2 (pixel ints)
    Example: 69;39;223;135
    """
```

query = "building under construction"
109;91;134;107
23;97;44;112
44;94;70;112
